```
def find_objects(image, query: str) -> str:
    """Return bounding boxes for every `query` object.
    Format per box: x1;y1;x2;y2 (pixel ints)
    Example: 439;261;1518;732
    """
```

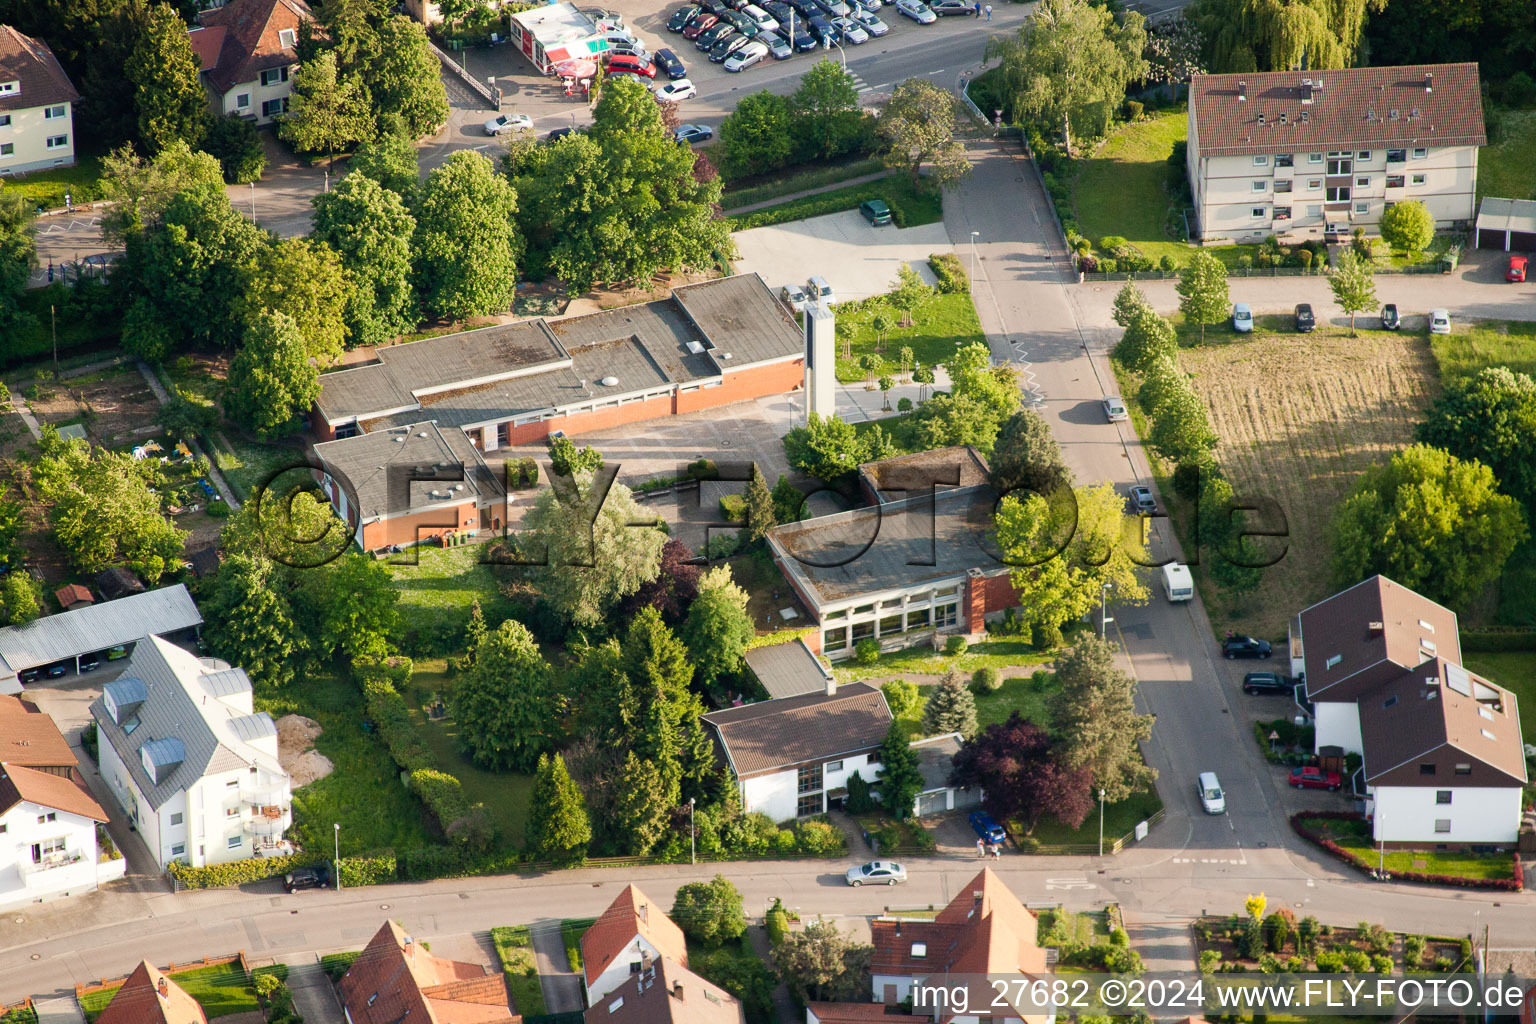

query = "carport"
1474;197;1536;252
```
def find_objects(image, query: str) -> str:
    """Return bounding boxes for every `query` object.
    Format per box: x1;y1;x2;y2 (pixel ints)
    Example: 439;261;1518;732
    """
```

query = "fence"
429;38;500;111
1080;261;1450;283
1023;807;1166;857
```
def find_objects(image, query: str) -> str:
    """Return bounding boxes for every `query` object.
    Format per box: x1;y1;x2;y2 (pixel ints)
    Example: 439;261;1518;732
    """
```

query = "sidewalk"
276;956;347;1024
33;997;85;1024
723;170;895;216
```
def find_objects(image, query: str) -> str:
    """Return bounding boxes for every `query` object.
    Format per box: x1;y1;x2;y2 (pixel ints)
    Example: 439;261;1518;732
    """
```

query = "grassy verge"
208;433;303;503
1462;651;1536;740
722;156;886;209
1037;908;1111;947
834;291;983;383
80;962;261;1020
491;926;548;1016
1477;108;1536;202
1;156;105;209
1297;816;1516;882
1428;318;1536;382
1023;788;1164;849
727;176;943;231
832;638;1053;683
562;918;596;973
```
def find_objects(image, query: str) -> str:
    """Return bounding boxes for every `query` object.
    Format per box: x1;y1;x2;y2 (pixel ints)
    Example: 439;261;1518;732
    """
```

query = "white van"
1197;772;1225;814
807;275;835;306
1162;562;1194;602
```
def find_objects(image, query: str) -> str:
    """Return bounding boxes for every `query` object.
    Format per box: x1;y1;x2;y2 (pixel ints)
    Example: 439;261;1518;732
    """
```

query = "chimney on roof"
673;981;686;1001
825;678;837;697
1257;113;1265;125
404;936;416;957
1300;79;1314;104
638;901;648;923
1367;621;1384;636
1425;72;1433;93
158;978;169;998
1237;82;1246;102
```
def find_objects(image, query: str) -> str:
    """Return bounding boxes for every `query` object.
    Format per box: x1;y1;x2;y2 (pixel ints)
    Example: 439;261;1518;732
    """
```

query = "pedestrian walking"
991;842;1003;859
984;3;991;17
976;838;985;858
972;1;980;14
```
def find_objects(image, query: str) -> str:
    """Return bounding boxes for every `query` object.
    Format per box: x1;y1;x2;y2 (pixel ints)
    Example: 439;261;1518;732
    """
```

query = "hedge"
928;252;969;294
745;627;816;651
409;768;472;838
340;850;398;887
320;951;363;981
1462;628;1536;652
168;850;327;890
1290;812;1524;891
362;678;434;774
725;179;943;232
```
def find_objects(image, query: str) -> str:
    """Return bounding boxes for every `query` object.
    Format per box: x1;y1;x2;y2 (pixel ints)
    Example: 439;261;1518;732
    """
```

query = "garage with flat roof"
1475;197;1536;251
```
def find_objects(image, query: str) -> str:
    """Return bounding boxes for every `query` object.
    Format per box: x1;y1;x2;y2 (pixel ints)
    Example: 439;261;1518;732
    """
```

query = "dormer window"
279;28;297;48
911;942;927;958
0;81;17;96
1325;655;1342;669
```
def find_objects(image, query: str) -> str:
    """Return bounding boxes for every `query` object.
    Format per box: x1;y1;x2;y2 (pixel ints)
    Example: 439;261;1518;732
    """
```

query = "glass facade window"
906;608;930;629
798;765;821;794
879;615;903;636
934;603;957;629
852;621;875;641
797;793;823;817
823;627;848;652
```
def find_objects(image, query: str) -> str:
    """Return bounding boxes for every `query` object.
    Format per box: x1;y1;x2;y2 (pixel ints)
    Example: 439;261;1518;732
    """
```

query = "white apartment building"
0;26;79;176
91;636;293;869
1188;63;1485;243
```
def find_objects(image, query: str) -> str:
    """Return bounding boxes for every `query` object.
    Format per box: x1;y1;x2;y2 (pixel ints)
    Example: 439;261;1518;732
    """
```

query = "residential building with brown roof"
339;920;520;1024
1294;575;1527;845
0;761;114;912
0;26;79;175
187;0;312;125
0;694;80;775
703;681;892;820
582;885;691;1004
868;869;1050;1024
95;961;207;1024
586;957;744;1024
1187;63;1484;243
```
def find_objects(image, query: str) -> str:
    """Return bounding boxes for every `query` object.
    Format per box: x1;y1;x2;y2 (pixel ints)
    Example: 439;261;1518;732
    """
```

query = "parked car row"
667;0;898;71
1230;301;1451;334
16;645;127;683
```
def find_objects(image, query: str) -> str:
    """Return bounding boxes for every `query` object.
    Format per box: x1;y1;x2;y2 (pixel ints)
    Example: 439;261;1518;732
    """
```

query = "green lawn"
1036;908;1110;947
1300;816;1517;881
1478;108;1536;202
831;638;1054;685
727;175;944;231
1462;651;1536;740
1023;787;1164;848
208;432;306;504
80;963;262;1020
834;291;984;383
0;156;105;209
1428;318;1536;382
387;540;519;643
491;926;548;1016
721;156;887;209
407;664;536;852
261;674;434;857
562;918;596;973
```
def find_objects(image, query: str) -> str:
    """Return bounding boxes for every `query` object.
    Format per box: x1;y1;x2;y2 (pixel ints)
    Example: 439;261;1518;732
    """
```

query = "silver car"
1103;395;1129;422
846;860;907;886
483;113;533;136
852;9;889;34
894;0;936;22
831;16;868;42
781;282;811;311
762;30;793;58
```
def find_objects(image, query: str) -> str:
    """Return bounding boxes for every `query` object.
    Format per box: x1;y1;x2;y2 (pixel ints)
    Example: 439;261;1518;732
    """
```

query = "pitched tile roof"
340;920;520;1024
94;961;207;1024
1190;63;1485;158
808;1004;931;1024
1359;658;1527;786
871;869;1046;980
701;682;892;778
193;0;312;95
1298;575;1460;701
0;26;80;114
54;584;94;610
0;694;79;769
582;885;690;987
586;957;744;1024
0;762;106;821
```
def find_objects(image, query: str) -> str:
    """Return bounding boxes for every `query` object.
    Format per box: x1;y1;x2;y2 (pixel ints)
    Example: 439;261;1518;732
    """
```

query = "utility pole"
1097;788;1106;856
51;304;59;379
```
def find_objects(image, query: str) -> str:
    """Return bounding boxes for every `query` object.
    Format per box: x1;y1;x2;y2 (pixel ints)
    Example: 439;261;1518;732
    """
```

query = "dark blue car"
969;811;1006;844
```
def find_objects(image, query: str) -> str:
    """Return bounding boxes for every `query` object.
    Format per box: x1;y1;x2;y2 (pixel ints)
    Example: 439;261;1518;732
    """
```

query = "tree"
1378;199;1435;253
519;474;666;627
624;538;702;620
347;126;421;196
235;237;352;363
201;554;298;688
889;264;933;327
279;51;373;167
203;113;267;184
877;78;971;188
98;141;225;244
990;0;1148;151
673;875;747;946
1049;634;1157;801
742;465;777;543
525;753;591;865
1416;367;1536;510
1144;14;1205;98
1136;355;1186;416
1175;249;1229;343
1111;282;1153;328
1328;250;1377;335
124;3;208;153
1329;444;1527;609
1190;0;1386;73
610;751;673;855
949;711;1094;829
311;172;420;346
881;679;921;720
772;475;806;525
365;16;449;139
293;551;400;661
0;193;35;329
684;566;755;691
922;668;978;737
452;620;556;771
1113;306;1178;372
875;721;922;818
784;412;886;484
772;922;873;1003
1147;385;1218;463
996;482;1150;645
788;60;866;162
411;150;520;320
990;409;1072;499
0;572;42;626
548;435;603;478
223;310;322;438
1198;473;1265;597
911;342;1022;454
717;91;795;178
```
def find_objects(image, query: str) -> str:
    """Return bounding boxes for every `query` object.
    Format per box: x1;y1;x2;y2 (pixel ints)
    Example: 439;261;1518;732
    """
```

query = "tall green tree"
921;668;978;737
877;78;971;187
311;172;420;346
888;264;934;327
742;464;777;542
347;124;421;196
610;751;672;855
124;3;208;153
411;150;520;319
1111;281;1153;329
224;310;322;438
1328;250;1377;335
717;91;795;179
452;620;557;771
1198;473;1265;597
673;875;748;946
1416;367;1536;511
365;16;449;138
201;554;299;689
772;922;873;1003
1189;0;1385;73
1147;384;1218;463
788;59;866;162
0;572;42;626
875;721;923;818
1329;444;1527;609
279;50;373;167
97;141;225;244
783;412;892;484
1378;199;1435;253
1049;635;1156;802
911;342;1021;453
0;192;36;330
235;237;352;363
1113;306;1178;372
683;566;755;692
990;0;1147;151
525;752;592;865
1175;249;1229;343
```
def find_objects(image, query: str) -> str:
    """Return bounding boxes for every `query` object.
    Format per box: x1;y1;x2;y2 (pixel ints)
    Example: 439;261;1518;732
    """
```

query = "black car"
699;0;731;12
930;0;978;13
1223;635;1273;660
668;4;701;30
787;0;821;16
546;126;576;141
654;47;687;77
787;24;819;48
708;32;750;59
674;124;714;144
1242;671;1294;695
1380;303;1400;330
284;864;332;893
763;0;795;21
696;22;735;47
79;656;100;673
721;10;759;33
1294;303;1316;332
805;13;834;42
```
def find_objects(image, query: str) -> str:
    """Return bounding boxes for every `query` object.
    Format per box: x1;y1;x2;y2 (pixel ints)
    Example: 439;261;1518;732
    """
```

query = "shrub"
1159;254;1178;272
1343;951;1371;973
705;532;741;560
854;638;880;664
81;721;98;762
795;819;845;855
1314;951;1345;973
971;666;1002;692
766;900;790;945
719;493;746;523
1371;955;1393;973
944;635;968;656
168;851;327;889
1502;71;1536;107
1298;249;1313;271
1237;255;1253;270
1122;99;1144;121
1172;460;1205;499
1098;258;1118;274
409;768;474;843
689;458;720;481
928;252;970;294
1199;949;1222;973
340;850;398;887
321;951;363;980
204;113;267;183
897;397;912;412
1403;935;1426;969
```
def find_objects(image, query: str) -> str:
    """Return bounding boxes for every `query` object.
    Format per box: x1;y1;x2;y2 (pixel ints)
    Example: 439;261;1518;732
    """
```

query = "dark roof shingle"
0;27;79;114
702;682;891;777
194;0;312;95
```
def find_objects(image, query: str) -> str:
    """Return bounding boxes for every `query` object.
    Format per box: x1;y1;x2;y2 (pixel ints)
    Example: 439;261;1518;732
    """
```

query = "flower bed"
1291;812;1523;891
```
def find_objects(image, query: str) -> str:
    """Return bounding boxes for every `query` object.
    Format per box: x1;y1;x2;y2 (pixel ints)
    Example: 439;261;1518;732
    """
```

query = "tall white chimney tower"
803;300;835;422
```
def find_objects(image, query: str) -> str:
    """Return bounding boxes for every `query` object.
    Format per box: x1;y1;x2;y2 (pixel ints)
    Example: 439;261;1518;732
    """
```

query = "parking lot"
733;208;950;300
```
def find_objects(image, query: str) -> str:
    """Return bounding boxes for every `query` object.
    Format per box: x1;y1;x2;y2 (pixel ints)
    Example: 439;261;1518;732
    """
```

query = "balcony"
18;850;84;880
243;804;293;837
239;778;291;806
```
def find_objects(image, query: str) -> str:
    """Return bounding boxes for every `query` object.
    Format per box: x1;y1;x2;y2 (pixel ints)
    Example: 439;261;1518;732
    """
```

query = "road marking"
1045;877;1095;891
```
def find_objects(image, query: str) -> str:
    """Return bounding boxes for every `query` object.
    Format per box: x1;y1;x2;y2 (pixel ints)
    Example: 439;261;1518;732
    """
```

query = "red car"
1289;766;1342;791
682;13;718;38
606;54;656;77
1508;255;1529;282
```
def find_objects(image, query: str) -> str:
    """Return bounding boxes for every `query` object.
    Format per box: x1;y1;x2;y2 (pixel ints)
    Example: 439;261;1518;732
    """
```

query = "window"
33;837;65;861
260;66;290;87
235;92;251;109
1274;180;1293;193
796;793;823;817
1253;155;1268;166
170;812;184;826
1274;206;1291;220
1327;156;1352;175
1433;819;1451;833
825;760;843;774
171;843;186;856
1387;148;1406;162
911;942;928;958
1419;763;1436;776
1252;181;1267;192
797;765;821;794
261;98;288;118
43;104;65;120
1386;174;1404;188
934;603;957;629
1418;619;1435;632
822;628;847;653
1412;147;1427;159
45;135;68;150
1307;178;1322;189
1275;154;1293;167
1251;207;1267;219
0;824;6;834
1308;153;1323;163
0;82;15;95
226;779;239;788
854;603;875;615
226;806;239;817
1356;176;1369;187
878;614;902;636
1481;728;1496;740
851;621;874;642
933;586;957;597
36;813;55;824
279;28;297;47
1454;764;1471;775
1411;173;1426;186
1327;186;1351;202
880;598;902;609
825;609;847;620
1354;202;1369;215
227;835;242;849
1479;706;1495;720
0;114;11;126
1382;695;1399;709
905;608;930;630
1436;790;1451;804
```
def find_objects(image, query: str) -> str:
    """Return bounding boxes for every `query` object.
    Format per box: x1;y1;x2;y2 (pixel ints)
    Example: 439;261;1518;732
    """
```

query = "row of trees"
716;61;873;179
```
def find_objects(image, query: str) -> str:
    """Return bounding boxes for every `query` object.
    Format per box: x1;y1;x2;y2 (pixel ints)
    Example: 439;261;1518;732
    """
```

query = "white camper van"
1162;562;1193;602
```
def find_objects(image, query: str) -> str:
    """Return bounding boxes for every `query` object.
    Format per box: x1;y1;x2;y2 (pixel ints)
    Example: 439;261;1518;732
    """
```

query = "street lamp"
1376;812;1384;879
249;182;256;223
1097;788;1106;856
334;823;341;891
1099;582;1114;638
969;231;980;280
323;169;330;193
826;33;847;69
689;798;696;865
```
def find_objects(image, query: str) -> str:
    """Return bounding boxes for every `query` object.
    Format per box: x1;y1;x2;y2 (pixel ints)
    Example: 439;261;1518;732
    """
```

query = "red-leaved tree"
949;711;1094;830
623;538;702;620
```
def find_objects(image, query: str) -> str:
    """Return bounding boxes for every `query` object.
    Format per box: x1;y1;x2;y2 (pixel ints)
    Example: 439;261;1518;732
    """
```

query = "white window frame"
1308;152;1323;164
171;842;186;857
43;104;65;120
1412;147;1427;159
1307;178;1322;189
1433;819;1451;833
235;92;251;109
1357;150;1371;160
1354;201;1369;215
1252;155;1268;166
1251;180;1267;192
1250;207;1266;219
45;134;68;150
1410;173;1426;186
0;143;12;157
0;114;8;127
0;81;17;96
1355;175;1369;187
226;835;243;849
279;28;297;48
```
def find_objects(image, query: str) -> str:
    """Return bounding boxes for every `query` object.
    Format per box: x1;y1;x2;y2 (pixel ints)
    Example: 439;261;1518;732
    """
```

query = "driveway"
529;920;584;1013
733;211;950;303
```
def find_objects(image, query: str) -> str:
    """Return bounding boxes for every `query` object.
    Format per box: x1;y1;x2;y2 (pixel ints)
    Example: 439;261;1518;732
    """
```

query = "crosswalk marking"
1173;856;1248;866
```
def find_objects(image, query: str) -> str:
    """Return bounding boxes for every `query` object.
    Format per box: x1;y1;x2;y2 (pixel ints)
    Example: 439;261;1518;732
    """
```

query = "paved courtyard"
733;210;953;302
